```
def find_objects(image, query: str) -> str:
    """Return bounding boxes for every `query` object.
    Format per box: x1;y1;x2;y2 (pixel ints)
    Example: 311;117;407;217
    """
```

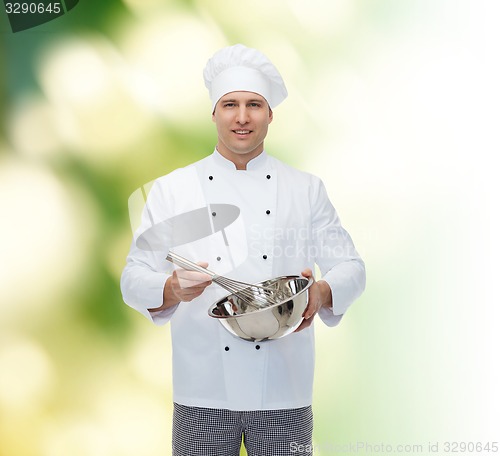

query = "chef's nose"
236;106;249;124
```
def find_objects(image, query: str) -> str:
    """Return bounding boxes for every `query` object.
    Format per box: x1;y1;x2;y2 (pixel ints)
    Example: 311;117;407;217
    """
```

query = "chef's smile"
233;129;251;137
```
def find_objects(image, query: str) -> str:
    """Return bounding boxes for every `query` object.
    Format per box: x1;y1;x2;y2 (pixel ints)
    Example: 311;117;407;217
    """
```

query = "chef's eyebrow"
220;98;264;103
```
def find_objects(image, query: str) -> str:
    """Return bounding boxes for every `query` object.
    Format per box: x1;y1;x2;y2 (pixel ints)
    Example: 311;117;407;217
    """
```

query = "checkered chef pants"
172;402;313;455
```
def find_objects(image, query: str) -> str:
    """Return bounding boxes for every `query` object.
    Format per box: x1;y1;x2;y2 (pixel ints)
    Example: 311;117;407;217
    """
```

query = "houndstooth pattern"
172;402;313;456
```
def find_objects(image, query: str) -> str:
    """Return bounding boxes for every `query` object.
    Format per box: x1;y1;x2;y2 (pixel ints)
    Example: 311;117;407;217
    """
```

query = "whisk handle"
166;251;217;279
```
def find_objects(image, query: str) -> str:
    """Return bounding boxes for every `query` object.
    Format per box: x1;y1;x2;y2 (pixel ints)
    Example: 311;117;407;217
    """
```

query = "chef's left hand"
294;268;332;333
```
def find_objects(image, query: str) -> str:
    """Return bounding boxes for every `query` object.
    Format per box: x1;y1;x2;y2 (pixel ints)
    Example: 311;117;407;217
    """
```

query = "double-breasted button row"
224;345;261;351
214;253;268;265
209;170;273;270
263;173;272;260
209;174;271;180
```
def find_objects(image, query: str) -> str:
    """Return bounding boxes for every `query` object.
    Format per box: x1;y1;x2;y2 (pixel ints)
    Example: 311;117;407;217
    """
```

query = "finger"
302;282;319;318
294;315;314;332
176;269;212;282
177;270;212;288
173;281;211;301
176;282;212;296
302;301;311;318
303;303;318;320
301;268;313;279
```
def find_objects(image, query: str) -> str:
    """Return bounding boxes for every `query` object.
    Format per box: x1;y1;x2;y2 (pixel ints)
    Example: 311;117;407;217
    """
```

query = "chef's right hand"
169;262;212;303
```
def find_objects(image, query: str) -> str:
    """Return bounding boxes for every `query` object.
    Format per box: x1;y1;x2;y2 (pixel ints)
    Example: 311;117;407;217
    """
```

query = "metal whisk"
166;252;291;309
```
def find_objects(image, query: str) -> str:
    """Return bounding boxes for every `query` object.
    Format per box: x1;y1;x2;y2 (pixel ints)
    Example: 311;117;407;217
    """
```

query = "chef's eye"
223;102;236;108
248;102;261;108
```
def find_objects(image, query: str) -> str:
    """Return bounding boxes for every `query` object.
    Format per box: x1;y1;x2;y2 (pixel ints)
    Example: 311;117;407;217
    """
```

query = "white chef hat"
203;44;288;111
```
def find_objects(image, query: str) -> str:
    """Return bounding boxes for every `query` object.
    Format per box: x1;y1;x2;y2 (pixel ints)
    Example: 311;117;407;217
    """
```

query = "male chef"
121;44;366;456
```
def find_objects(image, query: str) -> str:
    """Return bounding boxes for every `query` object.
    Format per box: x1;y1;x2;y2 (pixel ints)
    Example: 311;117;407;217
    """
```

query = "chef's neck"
215;145;264;170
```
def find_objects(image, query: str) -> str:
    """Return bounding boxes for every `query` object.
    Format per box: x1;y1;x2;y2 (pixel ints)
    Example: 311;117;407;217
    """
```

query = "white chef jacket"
121;149;365;411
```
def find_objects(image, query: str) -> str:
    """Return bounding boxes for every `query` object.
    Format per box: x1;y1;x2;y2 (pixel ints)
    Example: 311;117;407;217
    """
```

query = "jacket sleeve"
120;241;177;325
120;179;178;325
311;178;366;326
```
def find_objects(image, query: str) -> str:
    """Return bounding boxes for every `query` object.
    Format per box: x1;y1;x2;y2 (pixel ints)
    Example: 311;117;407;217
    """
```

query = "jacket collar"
212;148;269;171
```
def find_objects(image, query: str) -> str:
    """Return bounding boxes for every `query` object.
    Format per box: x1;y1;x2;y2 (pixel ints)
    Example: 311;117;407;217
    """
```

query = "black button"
217;256;221;261
255;345;261;350
266;210;271;215
209;176;214;180
212;211;216;216
263;255;268;260
224;346;229;351
266;174;271;179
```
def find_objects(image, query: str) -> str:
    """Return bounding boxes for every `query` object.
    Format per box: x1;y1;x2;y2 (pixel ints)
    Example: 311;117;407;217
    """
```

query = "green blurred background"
1;1;499;455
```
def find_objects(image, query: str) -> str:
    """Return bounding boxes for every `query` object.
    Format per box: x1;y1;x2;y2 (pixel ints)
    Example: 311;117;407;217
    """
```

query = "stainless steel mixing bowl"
208;275;314;341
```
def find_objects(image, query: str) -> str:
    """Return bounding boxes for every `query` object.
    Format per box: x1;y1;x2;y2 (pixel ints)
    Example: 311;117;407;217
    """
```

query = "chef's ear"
268;107;274;123
212;99;220;121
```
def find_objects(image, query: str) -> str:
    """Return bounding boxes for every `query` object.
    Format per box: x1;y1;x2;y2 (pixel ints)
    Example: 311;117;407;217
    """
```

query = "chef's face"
212;91;273;164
